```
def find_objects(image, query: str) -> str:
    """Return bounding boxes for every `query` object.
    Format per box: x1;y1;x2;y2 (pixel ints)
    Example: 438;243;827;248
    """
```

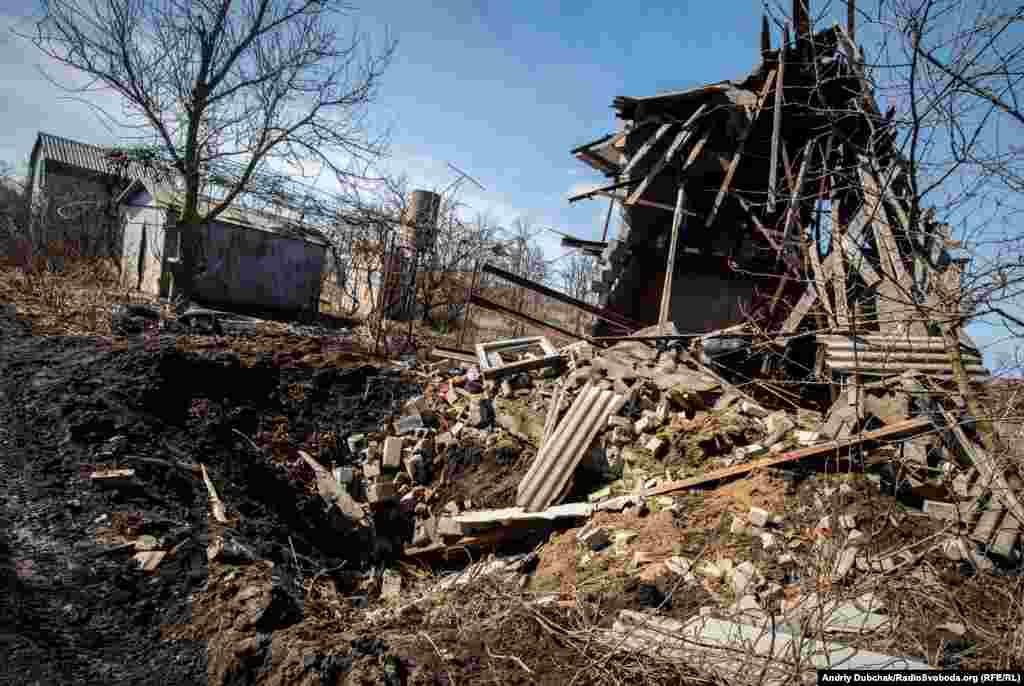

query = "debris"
644;417;933;496
90;468;136;484
748;507;770;528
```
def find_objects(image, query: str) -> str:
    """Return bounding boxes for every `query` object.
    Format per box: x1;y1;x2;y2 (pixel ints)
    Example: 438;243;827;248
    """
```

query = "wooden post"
601;195;616;242
768;26;787;212
848;0;856;44
658;181;686;329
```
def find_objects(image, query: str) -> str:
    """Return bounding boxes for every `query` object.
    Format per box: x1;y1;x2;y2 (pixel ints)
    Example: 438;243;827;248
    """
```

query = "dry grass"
0;251;165;336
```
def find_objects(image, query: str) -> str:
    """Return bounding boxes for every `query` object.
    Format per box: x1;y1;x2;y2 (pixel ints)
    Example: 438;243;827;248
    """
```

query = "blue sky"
1;0;1019;367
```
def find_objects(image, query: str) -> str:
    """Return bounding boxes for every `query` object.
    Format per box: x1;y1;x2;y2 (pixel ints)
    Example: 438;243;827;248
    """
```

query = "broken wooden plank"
90;468;136;484
479;354;563;381
627;104;708;206
704;69;778;229
645;416;932;496
298;450;367;524
658;183;687;327
859;164;913;290
779;139;815;250
200;463;228;524
809;236;836;327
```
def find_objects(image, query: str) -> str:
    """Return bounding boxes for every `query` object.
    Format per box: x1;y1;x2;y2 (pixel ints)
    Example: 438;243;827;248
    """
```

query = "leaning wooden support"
645;416;932;496
779;139;815;250
658;183;687;328
626;104;708;205
469;293;587;342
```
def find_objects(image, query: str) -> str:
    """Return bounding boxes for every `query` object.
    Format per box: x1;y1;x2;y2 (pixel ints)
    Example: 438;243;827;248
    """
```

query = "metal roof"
820;334;990;381
516;382;626;512
122;178;328;247
37;132;156;181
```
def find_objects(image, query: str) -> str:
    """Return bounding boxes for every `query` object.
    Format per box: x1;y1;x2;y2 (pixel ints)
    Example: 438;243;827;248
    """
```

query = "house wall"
35;161;124;257
119;189;166;293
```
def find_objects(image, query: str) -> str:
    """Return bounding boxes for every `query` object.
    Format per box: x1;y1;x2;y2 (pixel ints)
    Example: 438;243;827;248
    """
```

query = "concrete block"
383;436;403;469
748;507;770;528
759;532;777;550
608;415;633;429
333;467;354;484
645;436;666;458
634;415;655;434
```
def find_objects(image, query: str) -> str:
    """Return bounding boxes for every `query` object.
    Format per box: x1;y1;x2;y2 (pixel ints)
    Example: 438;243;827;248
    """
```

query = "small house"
25;132;152;258
116;179;328;315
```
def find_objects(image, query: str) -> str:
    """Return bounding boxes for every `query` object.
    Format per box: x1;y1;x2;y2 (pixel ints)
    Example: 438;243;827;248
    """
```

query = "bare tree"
853;0;1024;449
21;0;395;306
559;252;596;334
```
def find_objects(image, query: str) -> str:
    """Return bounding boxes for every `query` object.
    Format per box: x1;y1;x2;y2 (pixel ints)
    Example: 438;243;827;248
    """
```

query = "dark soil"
0;310;423;685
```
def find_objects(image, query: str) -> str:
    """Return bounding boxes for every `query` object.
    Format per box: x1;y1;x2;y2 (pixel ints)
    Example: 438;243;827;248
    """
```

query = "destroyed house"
117;178;329;315
570;4;981;380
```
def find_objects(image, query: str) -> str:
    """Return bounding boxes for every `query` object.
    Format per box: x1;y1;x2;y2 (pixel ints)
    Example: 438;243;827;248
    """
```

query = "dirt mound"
0;330;422;684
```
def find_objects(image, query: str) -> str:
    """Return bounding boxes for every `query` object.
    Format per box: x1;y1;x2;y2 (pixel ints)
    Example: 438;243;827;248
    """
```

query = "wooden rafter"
621;122;676;178
626;104;708;205
704;69;778;229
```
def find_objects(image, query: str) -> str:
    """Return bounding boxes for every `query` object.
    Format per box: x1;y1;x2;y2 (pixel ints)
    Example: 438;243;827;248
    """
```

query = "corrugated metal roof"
820;334;989;381
38;132;156;181
517;382;626;512
128;178;328;247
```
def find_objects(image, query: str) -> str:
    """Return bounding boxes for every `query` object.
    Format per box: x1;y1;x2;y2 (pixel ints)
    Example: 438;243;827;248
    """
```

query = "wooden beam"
621;122;676;177
809;237;836;326
768;26;787;212
568;177;639;204
833;203;851;327
780;139;815;249
848;0;856;43
658;184;686;327
644;416;932;496
705;69;778;229
482;263;642;330
626;104;708;206
468;293;587;341
600;195;615;242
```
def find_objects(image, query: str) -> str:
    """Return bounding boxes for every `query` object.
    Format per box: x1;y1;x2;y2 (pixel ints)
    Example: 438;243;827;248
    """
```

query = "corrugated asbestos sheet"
517;382;626;512
820;334;989;380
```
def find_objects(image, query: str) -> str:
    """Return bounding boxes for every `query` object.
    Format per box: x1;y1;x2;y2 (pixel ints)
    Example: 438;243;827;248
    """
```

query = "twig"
231;428;262;453
288;535;303;577
419;631;457;686
485;644;534;675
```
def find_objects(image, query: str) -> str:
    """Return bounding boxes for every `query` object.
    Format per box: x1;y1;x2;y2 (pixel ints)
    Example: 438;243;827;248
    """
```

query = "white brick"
748;507;770;528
